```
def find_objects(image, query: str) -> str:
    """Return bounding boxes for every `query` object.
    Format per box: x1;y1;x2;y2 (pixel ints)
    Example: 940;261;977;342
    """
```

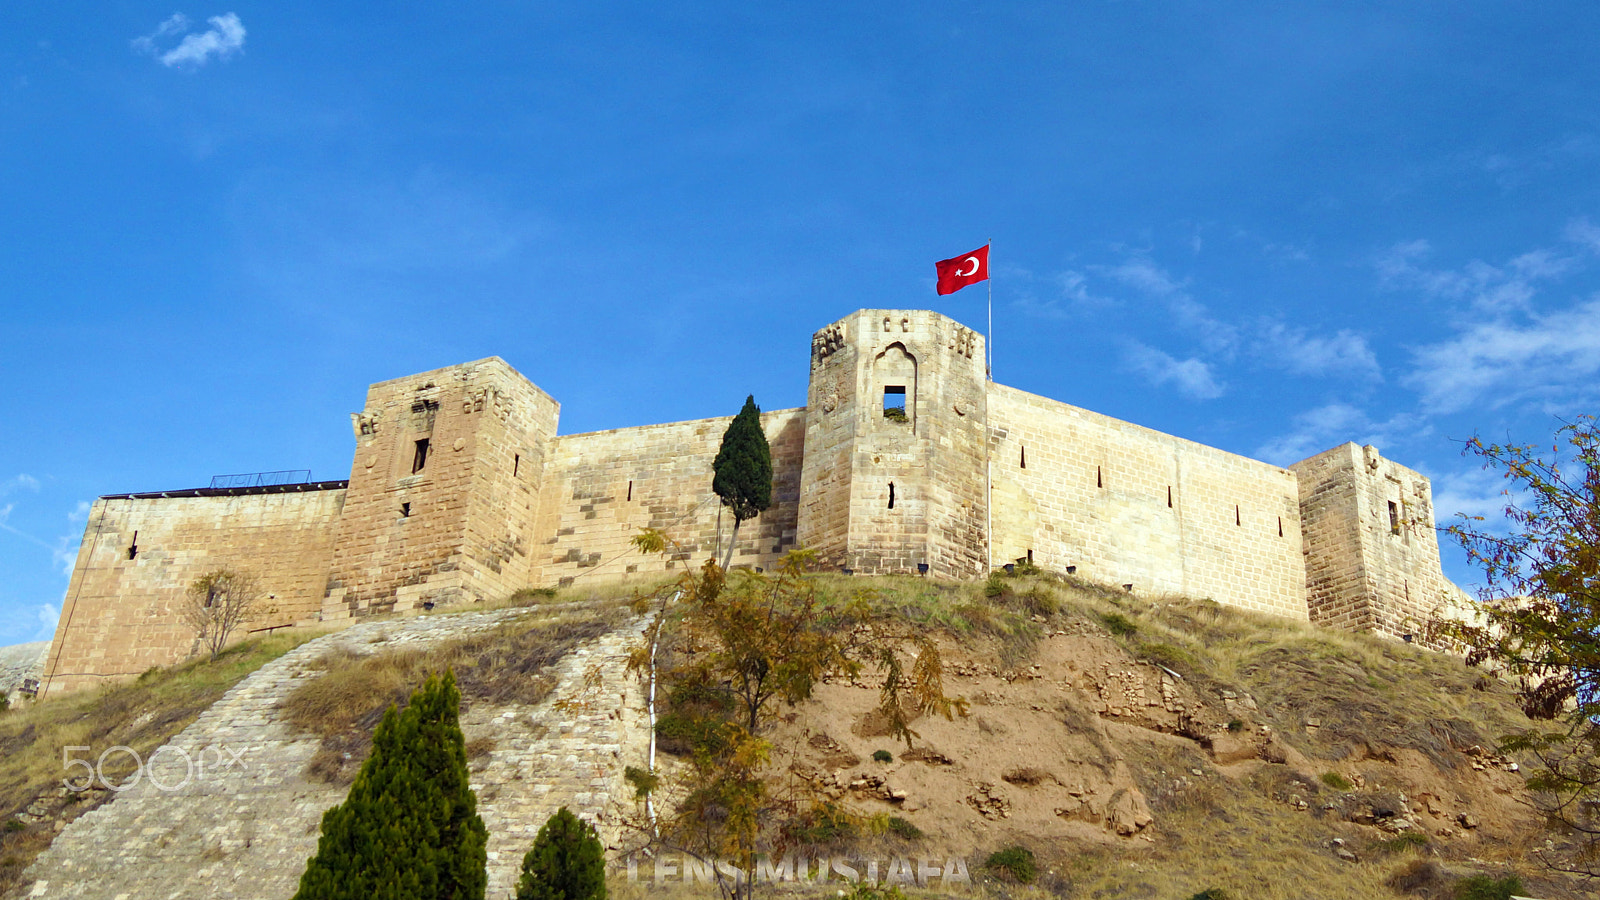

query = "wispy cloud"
1255;403;1426;466
1254;320;1381;380
133;12;246;68
1377;238;1576;316
1403;296;1600;414
1099;258;1239;353
1124;342;1224;400
1;474;40;497
32;602;59;643
1011;269;1116;321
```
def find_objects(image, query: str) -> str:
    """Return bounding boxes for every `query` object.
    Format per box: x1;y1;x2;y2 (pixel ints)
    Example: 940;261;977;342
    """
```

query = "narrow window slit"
1020;446;1026;469
127;531;139;560
400;502;412;518
627;480;633;501
1278;516;1284;537
1166;486;1172;508
513;454;520;477
1235;505;1241;526
888;482;895;509
1388;501;1400;535
412;438;430;473
1096;466;1103;488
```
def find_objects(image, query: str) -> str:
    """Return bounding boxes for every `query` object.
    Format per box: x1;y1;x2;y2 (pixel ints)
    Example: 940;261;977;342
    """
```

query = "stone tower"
796;309;990;578
321;358;559;619
1291;443;1461;639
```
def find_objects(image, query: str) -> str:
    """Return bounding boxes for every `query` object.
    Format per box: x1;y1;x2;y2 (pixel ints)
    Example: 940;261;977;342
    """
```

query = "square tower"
796;310;989;578
322;358;559;618
1291;443;1460;640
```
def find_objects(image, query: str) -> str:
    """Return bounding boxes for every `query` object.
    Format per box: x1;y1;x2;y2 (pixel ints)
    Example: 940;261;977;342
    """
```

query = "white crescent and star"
957;256;981;277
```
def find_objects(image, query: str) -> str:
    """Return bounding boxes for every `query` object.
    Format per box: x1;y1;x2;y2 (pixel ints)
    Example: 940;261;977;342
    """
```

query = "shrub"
1189;891;1230;900
983;573;1006;598
0;696;8;714
1320;771;1353;791
1226;719;1243;732
508;587;558;605
783;802;857;846
1378;831;1429;853
1453;874;1523;900
291;670;487;900
1100;612;1138;637
873;749;893;762
983;846;1037;884
885;816;923;840
1387;859;1445;896
516;807;606;900
1;820;23;834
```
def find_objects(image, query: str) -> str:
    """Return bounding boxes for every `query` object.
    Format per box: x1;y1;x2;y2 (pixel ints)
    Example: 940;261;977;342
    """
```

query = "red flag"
935;244;990;295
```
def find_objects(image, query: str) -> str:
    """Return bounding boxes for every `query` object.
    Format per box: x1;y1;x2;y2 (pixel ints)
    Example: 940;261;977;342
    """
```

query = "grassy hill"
0;568;1588;899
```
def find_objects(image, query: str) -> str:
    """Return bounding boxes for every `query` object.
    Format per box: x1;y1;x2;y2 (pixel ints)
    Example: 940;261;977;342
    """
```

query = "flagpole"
985;238;993;574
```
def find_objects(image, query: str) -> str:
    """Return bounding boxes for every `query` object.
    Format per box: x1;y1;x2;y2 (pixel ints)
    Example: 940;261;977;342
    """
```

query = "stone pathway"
21;604;649;900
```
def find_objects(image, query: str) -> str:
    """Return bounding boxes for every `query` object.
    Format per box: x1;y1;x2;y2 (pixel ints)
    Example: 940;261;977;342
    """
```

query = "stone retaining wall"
22;604;649;900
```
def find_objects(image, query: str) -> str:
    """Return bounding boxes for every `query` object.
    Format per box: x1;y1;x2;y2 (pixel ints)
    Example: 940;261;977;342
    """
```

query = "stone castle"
38;309;1462;698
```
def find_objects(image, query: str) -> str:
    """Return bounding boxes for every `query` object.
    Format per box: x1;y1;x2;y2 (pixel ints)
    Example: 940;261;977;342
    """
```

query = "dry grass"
0;628;324;896
281;601;630;783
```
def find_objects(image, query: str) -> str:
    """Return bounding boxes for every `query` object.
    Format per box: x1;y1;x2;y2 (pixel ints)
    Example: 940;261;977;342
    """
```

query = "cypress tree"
711;395;773;570
292;670;488;900
515;807;607;900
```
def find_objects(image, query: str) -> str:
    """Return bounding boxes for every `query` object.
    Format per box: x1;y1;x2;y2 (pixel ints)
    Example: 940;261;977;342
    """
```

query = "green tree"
623;538;965;900
1442;415;1600;877
516;807;607;900
292;670;488;900
712;395;773;570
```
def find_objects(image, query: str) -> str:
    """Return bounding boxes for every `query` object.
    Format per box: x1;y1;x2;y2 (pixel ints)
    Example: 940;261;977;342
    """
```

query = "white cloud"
33;602;59;642
133;12;245;68
1429;463;1519;532
1403;296;1600;414
1254;403;1427;467
1255;321;1381;380
1124;342;1224;400
1;474;39;496
1377;237;1577;317
52;534;80;576
130;13;189;55
1100;258;1239;353
1013;269;1116;321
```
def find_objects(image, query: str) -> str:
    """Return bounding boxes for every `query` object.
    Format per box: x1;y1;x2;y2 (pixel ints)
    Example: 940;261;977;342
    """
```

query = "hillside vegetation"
0;568;1587;899
0;630;325;894
644;566;1582;900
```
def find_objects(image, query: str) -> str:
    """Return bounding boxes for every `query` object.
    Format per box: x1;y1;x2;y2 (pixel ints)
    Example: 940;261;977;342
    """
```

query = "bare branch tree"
182;568;263;660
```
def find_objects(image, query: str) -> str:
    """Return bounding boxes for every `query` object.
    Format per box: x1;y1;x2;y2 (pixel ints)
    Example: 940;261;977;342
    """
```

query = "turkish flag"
935;244;990;295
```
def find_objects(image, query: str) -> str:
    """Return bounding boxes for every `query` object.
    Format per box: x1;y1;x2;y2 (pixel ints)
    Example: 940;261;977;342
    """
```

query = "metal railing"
208;470;313;489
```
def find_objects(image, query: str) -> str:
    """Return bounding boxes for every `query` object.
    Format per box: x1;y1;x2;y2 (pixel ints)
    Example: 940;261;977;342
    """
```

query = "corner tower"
796;309;989;578
322;358;558;619
1291;443;1462;640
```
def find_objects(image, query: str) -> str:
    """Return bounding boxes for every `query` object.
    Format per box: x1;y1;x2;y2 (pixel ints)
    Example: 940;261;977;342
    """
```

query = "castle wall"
322;358;559;619
988;385;1308;619
1291;443;1459;640
533;409;806;586
38;485;346;698
39;309;1477;699
797;310;990;579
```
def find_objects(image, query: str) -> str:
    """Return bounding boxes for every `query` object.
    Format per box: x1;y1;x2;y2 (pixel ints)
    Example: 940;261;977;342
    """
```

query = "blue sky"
5;3;1600;647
